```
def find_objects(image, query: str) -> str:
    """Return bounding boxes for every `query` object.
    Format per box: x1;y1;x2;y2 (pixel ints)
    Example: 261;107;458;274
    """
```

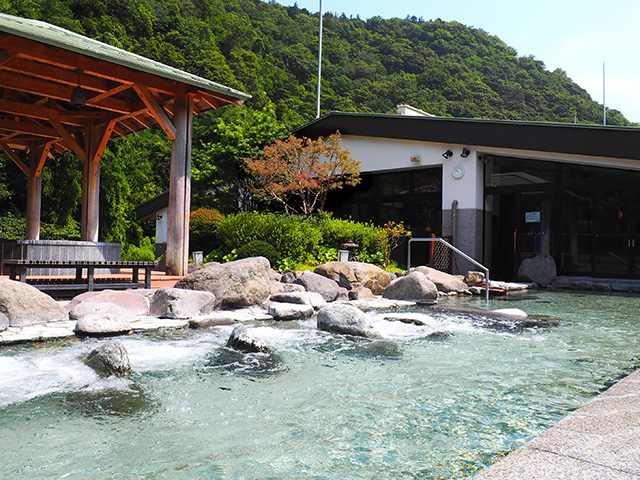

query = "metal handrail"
407;237;490;302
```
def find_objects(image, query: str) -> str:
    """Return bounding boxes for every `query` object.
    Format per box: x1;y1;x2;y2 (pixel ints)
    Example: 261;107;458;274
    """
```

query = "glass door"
593;190;630;277
518;192;553;261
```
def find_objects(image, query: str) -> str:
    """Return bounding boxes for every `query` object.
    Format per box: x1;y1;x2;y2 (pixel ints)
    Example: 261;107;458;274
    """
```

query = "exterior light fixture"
461;148;470;158
442;150;453;159
410;155;421;163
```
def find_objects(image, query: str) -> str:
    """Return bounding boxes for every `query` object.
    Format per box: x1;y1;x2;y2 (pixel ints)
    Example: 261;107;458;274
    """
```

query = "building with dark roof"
296;109;640;280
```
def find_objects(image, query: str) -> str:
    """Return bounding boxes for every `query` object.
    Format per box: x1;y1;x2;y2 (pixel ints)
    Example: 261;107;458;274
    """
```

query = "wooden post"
81;158;101;242
166;84;193;276
26;174;42;240
25;144;50;240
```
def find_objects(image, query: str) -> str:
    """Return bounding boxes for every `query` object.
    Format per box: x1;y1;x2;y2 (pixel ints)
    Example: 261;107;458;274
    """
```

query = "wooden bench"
3;259;155;292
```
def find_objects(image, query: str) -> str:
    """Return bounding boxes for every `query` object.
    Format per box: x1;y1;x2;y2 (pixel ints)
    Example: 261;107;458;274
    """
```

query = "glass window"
486;156;555;187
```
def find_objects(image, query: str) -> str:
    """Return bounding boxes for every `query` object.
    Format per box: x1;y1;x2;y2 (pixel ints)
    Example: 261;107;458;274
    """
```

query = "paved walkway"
473;369;640;479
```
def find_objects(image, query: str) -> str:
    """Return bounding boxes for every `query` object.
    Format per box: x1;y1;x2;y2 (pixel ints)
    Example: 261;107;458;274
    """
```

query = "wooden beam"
88;119;117;163
0;98;87;127
50;119;87;161
0;141;30;175
132;84;176;140
199;92;221;110
0;70;137;114
0;118;60;138
3;57;116;93
31;141;53;177
0;49;15;65
3;35;179;96
88;82;132;103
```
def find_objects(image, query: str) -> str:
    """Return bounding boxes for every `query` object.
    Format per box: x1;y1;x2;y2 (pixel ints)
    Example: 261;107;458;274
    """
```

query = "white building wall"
155;207;169;244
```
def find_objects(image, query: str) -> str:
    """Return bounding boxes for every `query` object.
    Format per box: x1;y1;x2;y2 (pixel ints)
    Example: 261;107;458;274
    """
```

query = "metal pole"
316;0;323;118
603;62;606;126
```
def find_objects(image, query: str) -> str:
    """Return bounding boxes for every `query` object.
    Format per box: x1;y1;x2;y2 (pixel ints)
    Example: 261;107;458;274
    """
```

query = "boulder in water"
175;257;271;309
150;287;216;319
227;325;270;353
86;341;131;377
317;303;379;337
517;254;557;287
314;261;391;294
382;272;438;304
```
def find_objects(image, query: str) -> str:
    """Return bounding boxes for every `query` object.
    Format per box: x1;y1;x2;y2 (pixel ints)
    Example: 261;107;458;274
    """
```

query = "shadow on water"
423;306;563;332
312;335;403;360
204;347;288;378
0;383;158;421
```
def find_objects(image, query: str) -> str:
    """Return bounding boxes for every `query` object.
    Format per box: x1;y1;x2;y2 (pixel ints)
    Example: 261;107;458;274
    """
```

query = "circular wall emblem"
452;164;465;179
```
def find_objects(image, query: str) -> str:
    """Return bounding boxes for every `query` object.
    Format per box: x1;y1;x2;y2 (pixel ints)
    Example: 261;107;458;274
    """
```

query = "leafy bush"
235;240;279;267
190;208;225;253
217;212;322;262
122;237;156;262
0;215;80;241
308;213;382;257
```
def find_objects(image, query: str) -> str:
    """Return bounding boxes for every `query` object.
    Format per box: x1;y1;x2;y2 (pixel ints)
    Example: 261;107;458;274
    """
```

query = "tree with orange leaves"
245;132;361;215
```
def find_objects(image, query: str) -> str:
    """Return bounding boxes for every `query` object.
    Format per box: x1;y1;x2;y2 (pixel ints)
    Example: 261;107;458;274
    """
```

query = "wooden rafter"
132;84;176;140
31;141;52;177
0;140;30;175
50;118;87;161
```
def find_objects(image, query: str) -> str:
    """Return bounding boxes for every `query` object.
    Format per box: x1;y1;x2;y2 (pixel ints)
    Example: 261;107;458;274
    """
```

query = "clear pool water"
1;291;640;479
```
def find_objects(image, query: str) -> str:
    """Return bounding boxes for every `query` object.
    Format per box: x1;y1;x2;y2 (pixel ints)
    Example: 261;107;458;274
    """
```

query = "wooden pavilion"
0;13;250;275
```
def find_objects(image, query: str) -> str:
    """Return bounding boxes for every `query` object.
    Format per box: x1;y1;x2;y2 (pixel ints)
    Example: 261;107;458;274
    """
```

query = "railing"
407;237;490;302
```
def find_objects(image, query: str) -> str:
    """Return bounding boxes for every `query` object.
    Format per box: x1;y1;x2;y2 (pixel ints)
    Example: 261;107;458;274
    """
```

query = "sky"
273;0;640;124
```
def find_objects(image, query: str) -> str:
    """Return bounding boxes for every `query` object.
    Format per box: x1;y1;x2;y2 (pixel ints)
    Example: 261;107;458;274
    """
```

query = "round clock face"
452;164;465;179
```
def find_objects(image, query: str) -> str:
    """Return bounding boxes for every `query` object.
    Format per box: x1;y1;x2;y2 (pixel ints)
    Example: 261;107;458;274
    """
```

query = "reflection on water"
1;292;640;479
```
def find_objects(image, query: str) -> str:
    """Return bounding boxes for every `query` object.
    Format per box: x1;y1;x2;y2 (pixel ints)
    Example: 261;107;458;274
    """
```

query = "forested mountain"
0;0;634;244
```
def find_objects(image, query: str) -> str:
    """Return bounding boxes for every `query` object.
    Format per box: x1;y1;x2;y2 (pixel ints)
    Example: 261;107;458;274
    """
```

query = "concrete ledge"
474;370;640;479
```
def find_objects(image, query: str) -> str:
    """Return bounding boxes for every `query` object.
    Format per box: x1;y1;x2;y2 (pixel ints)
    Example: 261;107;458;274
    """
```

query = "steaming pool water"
1;291;640;479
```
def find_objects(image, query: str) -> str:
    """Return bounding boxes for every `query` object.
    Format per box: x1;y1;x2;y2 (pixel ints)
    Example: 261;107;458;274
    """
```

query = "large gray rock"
69;301;136;322
270;291;327;309
268;302;315;320
293;270;347;302
175;257;271;309
188;313;235;329
86;341;131;377
382;272;438;304
74;313;133;337
0;279;68;327
517;254;557;287
412;266;468;293
314;262;391;295
150;287;216;319
269;280;305;296
0;311;8;332
227;325;270;353
316;303;378;337
67;290;150;317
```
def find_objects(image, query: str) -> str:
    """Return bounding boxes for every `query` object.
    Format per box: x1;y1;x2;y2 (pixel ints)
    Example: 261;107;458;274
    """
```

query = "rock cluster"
0;256;503;341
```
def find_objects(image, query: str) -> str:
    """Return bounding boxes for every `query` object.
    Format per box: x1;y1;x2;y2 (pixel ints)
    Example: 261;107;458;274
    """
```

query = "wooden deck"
1;269;184;292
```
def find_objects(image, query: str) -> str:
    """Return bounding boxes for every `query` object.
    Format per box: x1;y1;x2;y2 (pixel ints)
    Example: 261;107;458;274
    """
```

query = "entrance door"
593;190;640;278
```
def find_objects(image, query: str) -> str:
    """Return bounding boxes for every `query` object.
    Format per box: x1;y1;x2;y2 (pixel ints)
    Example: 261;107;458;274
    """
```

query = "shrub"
190;208;225;253
0;215;80;241
122;236;156;262
235;240;279;267
308;213;382;258
216;212;322;262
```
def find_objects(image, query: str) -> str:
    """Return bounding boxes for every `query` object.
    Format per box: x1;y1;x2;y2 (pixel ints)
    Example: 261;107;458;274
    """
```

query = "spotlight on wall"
442;150;453;159
461;148;470;158
410;155;421;163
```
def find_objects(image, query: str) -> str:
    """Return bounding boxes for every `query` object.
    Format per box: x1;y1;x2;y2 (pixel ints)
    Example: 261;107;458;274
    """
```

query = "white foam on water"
0;349;99;407
371;311;479;339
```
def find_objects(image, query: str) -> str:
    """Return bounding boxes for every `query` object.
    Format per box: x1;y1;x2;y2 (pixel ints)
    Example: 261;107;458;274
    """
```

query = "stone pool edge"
472;368;640;479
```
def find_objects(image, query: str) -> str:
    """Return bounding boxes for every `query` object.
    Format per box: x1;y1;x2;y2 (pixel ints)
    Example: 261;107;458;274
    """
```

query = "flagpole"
603;62;606;125
316;0;323;118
